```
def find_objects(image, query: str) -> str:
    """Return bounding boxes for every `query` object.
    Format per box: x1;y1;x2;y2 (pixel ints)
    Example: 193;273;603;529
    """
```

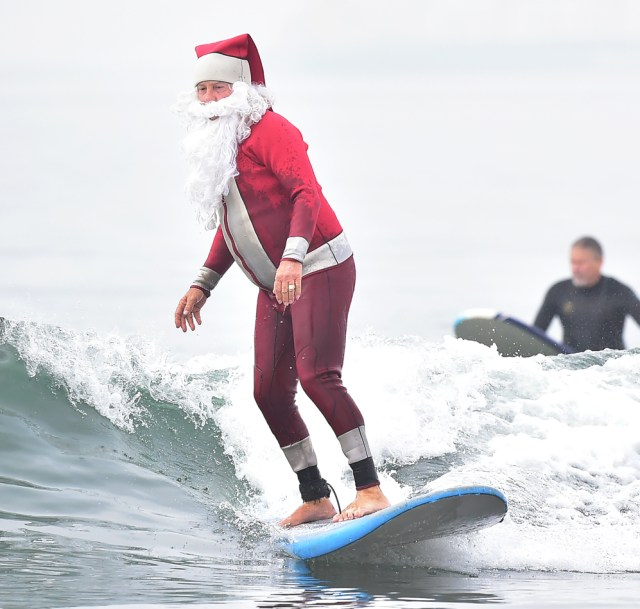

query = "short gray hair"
572;236;603;258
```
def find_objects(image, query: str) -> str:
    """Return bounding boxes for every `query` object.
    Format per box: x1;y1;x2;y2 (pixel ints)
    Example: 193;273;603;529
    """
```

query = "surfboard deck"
454;308;573;357
279;485;507;561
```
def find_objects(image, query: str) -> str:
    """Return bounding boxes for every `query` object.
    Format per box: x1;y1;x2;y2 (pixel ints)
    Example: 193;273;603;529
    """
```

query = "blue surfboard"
454;309;573;357
279;485;507;561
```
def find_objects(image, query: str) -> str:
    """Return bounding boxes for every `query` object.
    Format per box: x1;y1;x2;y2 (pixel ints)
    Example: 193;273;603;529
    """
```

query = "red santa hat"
193;33;265;86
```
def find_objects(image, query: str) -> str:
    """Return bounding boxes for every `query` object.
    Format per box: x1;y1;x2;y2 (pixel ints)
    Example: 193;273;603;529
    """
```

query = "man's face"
571;246;602;288
196;81;233;103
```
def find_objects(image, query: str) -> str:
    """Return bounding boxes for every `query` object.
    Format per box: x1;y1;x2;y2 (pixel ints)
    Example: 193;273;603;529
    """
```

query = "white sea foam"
3;319;639;572
211;333;640;572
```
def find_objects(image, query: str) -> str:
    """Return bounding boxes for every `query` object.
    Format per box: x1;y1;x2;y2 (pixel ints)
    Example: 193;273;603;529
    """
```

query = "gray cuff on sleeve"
191;266;222;292
281;236;310;263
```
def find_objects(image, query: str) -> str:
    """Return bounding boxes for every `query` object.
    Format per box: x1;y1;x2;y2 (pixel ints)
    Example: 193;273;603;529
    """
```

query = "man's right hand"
175;287;208;332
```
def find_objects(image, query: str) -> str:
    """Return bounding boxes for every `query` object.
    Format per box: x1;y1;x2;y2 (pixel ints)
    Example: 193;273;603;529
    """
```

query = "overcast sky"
2;0;640;355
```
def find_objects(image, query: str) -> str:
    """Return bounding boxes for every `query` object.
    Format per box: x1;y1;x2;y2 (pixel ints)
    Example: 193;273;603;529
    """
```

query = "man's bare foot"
279;498;337;528
332;485;391;522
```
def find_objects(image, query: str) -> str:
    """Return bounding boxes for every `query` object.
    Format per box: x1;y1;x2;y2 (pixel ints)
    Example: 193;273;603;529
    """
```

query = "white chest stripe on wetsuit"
222;179;353;290
222;179;277;289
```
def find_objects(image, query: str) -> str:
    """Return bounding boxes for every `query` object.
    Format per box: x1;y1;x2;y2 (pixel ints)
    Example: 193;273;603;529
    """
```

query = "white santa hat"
193;33;266;86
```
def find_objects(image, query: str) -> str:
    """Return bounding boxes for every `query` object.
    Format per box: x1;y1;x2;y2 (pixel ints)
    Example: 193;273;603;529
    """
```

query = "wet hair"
572;236;603;259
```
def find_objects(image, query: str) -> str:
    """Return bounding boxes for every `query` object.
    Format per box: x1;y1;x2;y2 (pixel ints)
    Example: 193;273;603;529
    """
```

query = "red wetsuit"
191;111;378;496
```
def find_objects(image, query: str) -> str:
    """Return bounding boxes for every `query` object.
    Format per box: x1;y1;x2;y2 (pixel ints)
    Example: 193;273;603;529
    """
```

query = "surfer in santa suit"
173;34;390;526
534;236;640;351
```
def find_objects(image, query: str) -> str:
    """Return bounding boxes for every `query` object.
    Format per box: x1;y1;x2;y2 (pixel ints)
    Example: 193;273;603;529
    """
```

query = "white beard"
172;82;274;230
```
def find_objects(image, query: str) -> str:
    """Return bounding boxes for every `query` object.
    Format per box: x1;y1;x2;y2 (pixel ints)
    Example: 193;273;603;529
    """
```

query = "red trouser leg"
253;288;308;447
253;256;365;443
253;256;378;493
291;257;365;437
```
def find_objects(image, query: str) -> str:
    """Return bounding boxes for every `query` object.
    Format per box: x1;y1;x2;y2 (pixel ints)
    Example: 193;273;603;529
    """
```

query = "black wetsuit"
534;276;640;352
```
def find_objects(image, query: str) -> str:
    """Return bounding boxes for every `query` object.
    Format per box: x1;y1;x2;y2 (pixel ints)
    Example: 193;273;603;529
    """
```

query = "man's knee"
253;365;298;417
298;366;341;397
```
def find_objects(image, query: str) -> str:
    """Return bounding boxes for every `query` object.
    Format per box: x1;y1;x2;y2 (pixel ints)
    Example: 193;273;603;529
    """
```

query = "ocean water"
3;2;640;606
1;315;639;609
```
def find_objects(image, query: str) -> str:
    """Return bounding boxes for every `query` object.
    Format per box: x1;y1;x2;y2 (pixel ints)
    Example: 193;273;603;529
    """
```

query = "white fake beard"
172;82;274;230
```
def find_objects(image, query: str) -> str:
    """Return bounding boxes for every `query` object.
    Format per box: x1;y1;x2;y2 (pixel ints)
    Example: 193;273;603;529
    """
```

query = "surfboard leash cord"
326;481;342;514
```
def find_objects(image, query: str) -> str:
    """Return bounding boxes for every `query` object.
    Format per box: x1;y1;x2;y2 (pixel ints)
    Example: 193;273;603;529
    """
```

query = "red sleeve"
250;113;321;244
203;226;235;275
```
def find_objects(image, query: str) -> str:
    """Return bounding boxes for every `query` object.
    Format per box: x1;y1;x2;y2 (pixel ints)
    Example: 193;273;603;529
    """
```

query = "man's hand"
274;260;302;306
175;287;208;332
